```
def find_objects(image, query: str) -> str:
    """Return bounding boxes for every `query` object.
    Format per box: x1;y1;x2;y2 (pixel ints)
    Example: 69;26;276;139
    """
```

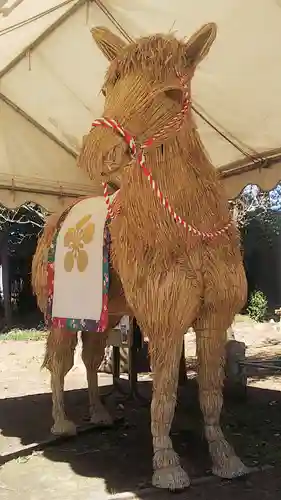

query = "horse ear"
184;23;217;66
91;26;127;61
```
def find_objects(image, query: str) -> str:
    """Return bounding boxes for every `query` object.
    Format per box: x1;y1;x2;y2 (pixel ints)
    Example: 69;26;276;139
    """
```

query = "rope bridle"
91;72;232;240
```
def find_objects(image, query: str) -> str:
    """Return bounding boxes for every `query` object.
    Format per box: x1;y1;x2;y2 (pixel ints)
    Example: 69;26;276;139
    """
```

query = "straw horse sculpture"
32;23;248;490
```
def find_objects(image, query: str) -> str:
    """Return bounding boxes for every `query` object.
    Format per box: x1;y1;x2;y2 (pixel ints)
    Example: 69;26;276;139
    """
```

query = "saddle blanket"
46;195;114;332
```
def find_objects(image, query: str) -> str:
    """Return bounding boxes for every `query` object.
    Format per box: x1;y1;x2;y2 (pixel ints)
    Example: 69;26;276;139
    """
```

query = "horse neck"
120;120;231;236
148;124;216;190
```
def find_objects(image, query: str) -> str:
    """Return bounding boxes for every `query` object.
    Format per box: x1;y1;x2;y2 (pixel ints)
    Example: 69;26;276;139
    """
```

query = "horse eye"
101;73;120;98
165;88;183;104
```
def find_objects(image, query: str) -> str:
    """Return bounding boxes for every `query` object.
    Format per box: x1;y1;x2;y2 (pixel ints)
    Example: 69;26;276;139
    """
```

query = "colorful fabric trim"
46;203;111;333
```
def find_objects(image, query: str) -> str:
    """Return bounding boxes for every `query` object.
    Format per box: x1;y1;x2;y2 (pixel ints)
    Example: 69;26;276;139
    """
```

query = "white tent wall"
4;0;281;165
0;2;126;156
106;0;281;165
0;0;281;208
0;0;82;72
0;1;105;211
0;99;100;211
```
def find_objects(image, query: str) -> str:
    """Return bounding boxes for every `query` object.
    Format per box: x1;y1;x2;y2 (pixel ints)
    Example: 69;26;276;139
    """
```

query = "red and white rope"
91;74;232;240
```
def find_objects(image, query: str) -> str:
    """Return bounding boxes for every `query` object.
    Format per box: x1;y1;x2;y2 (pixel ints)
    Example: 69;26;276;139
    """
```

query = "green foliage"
0;328;47;341
232;185;281;253
247;290;268;322
242;208;281;252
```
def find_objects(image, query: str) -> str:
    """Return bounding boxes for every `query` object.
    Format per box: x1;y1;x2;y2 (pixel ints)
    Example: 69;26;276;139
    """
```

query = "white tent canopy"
0;0;281;210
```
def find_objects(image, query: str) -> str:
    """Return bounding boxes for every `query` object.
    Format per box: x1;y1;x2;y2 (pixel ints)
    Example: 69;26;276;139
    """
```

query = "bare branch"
0;213;43;228
10;234;34;245
230;185;272;230
21;204;46;220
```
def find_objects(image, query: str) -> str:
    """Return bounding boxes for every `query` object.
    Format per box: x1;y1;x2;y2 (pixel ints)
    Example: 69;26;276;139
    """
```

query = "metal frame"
240;360;281;372
102;318;149;404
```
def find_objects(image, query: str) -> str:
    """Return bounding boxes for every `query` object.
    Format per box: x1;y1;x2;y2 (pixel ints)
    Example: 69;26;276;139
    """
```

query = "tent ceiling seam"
219;148;281;177
0;0;86;79
0;92;77;158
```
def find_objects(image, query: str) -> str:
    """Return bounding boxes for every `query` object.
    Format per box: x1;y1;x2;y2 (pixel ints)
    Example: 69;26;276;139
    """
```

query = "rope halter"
91;72;232;240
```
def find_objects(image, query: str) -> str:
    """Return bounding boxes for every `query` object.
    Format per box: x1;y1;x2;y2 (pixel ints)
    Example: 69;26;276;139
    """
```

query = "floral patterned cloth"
46;202;111;333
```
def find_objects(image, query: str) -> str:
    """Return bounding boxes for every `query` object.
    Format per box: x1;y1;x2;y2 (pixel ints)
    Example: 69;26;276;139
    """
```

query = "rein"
91;74;232;241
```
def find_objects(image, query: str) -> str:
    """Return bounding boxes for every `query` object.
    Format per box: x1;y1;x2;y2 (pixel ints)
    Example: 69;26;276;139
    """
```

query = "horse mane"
104;34;190;84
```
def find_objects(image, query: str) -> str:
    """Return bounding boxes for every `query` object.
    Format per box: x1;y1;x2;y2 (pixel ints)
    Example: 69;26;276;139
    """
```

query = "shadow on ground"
1;379;281;497
244;352;281;381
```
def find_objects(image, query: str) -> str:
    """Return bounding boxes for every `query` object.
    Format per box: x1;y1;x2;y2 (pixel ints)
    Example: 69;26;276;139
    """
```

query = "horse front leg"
128;269;201;491
194;310;248;478
148;331;189;490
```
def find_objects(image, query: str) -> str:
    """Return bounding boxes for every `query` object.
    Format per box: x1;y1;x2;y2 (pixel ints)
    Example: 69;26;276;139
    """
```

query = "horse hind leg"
43;328;78;435
81;331;113;425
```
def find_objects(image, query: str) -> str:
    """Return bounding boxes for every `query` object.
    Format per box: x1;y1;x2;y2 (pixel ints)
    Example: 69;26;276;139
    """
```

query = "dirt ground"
0;318;281;499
